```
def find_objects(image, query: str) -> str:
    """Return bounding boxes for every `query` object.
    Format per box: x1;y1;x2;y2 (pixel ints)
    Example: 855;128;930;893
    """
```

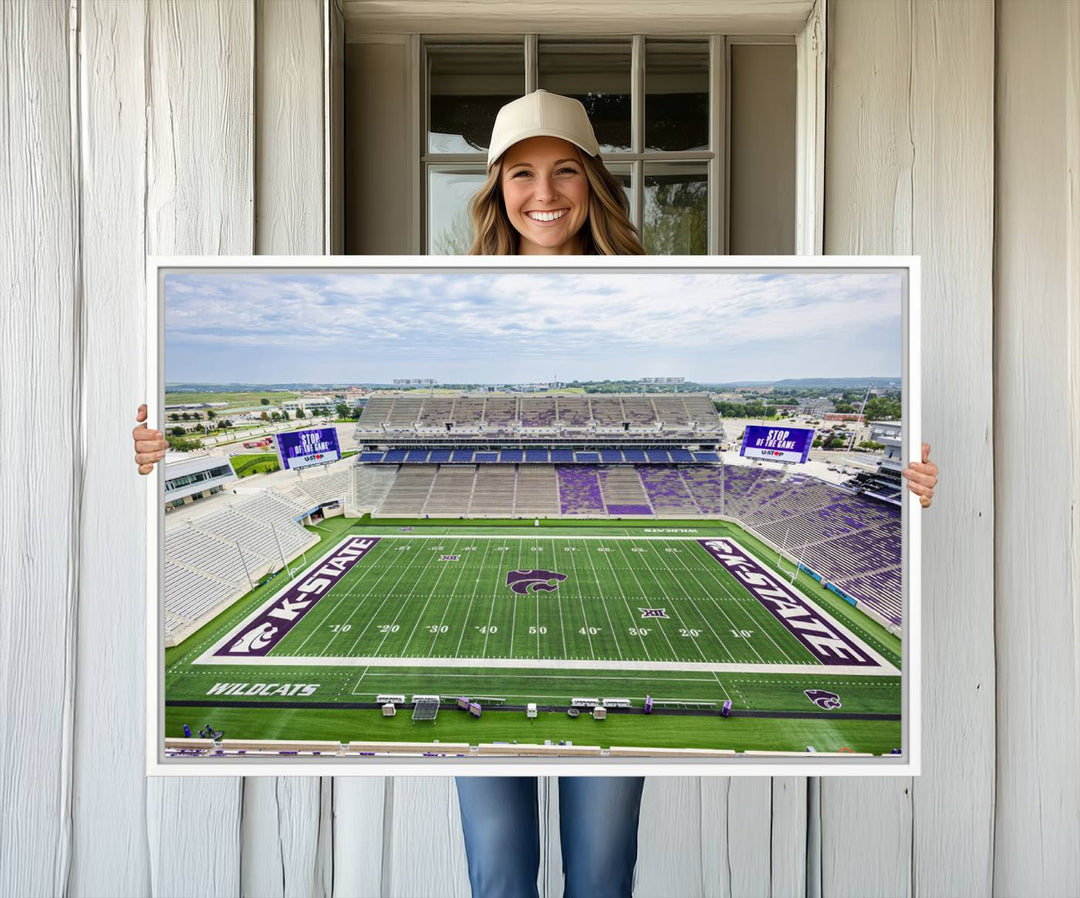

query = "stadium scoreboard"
741;425;814;464
275;427;341;471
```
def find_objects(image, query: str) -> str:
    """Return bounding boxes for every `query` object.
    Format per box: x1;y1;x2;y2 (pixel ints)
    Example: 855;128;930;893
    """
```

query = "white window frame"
404;1;825;256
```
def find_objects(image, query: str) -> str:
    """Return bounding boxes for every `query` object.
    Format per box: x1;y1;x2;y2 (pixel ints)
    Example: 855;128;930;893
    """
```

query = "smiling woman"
500;137;591;254
467;90;645;256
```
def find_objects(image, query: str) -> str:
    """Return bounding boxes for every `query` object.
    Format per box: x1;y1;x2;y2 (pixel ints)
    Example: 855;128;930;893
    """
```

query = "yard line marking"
612;539;697;662
398;538;459;656
592;539;647;662
341;544;432;656
288;541;397;655
535;582;542;659
453;540;493;658
349;666;370;696
641;539;761;664
309;542;407;655
563;536;596;659
555;546;569;658
710;669;731;702
643;540;759;665
508;539;523;659
681;541;801;665
623;538;714;664
479;540;508;658
427;538;475;654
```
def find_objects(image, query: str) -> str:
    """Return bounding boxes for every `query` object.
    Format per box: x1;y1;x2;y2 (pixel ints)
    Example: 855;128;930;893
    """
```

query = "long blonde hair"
468;151;645;256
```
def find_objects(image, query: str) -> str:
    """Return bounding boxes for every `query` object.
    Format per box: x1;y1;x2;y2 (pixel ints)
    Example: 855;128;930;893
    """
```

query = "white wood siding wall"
824;2;997;895
1;1;1077;896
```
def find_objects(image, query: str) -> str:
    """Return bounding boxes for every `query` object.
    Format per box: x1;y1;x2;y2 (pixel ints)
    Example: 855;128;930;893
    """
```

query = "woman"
131;90;939;898
453;90;649;898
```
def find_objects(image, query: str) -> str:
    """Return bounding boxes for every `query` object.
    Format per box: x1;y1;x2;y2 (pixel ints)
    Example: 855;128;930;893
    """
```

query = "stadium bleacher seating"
557;466;605;515
164;488;323;644
424;465;476;516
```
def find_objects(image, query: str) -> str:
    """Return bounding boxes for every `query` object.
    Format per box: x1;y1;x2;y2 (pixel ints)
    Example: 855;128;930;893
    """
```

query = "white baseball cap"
486;90;601;169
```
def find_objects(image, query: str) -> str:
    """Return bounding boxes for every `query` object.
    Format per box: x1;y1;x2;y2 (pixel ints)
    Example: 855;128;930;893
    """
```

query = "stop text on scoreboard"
740;425;814;464
275;427;341;471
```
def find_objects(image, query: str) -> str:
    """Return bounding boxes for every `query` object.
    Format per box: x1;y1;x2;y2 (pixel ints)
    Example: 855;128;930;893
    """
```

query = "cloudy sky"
164;268;903;384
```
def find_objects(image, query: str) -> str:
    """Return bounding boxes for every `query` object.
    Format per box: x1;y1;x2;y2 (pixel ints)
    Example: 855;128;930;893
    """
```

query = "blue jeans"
455;776;646;898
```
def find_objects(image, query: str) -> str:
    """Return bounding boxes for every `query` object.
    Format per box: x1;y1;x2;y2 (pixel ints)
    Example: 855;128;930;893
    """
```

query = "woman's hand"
133;403;167;475
903;442;938;508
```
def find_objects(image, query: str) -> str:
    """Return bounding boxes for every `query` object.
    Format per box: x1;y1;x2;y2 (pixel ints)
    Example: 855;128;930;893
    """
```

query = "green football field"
165;516;903;754
249;534;831;666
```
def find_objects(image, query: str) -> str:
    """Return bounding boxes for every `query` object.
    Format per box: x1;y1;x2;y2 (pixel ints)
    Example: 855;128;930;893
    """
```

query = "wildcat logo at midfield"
505;569;568;595
804;689;842;710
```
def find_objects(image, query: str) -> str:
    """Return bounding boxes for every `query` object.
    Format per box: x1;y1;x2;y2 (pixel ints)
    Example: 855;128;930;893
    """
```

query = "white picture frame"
146;254;920;776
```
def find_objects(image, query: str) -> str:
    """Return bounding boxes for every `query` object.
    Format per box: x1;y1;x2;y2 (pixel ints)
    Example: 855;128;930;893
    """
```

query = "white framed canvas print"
145;255;920;776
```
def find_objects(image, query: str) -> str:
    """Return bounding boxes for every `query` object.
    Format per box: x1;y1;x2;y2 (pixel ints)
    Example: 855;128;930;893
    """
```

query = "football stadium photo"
158;264;909;766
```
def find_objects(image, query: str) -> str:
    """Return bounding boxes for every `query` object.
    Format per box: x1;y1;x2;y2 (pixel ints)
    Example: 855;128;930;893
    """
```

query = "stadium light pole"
270;523;289;576
235;540;253;590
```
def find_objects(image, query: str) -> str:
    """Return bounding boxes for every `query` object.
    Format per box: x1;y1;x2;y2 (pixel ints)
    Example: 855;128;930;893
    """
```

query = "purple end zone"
697;538;879;667
215;536;381;658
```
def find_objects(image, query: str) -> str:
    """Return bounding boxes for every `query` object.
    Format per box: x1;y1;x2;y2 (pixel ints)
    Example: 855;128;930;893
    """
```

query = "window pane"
428;167;487;254
645;40;709;152
538;40;631;153
643;163;707;255
428;44;524;154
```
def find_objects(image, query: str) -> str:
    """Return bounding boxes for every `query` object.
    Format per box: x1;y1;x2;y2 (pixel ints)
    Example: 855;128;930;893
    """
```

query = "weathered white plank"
697;778;778;898
0;2;78;896
994;2;1080;894
384;777;470;898
332;778;386;897
145;2;254;895
242;3;328;895
824;2;998;896
630;777;705;898
145;0;255;257
821;3;914;894
770;777;808;898
147;778;244;897
908;2;995;896
241;778;327;898
255;0;324;256
824;0;913;253
822;779;912;898
69;1;152;894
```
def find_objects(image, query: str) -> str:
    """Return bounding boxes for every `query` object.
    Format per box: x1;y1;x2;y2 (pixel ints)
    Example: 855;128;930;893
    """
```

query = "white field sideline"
194;654;899;677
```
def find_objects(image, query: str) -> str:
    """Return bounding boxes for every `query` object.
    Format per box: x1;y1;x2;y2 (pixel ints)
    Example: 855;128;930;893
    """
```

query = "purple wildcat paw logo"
804;689;842;710
506;569;568;595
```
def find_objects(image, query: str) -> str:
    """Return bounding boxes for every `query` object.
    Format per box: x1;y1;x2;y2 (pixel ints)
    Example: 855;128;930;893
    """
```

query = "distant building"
846;420;904;504
164;454;237;510
282;395;335;413
798;397;835;416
